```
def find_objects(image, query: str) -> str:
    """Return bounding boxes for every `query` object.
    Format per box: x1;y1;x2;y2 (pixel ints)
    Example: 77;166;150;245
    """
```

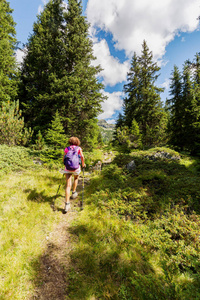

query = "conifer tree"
0;100;33;146
123;41;167;147
123;52;140;127
167;60;200;154
0;0;18;103
194;53;200;85
20;0;105;148
45;110;66;149
181;62;195;149
182;61;200;154
34;131;46;150
191;54;200;153
167;65;184;149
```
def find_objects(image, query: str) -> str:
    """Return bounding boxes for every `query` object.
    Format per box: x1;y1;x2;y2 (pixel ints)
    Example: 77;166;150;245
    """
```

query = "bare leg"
65;174;72;204
72;175;79;192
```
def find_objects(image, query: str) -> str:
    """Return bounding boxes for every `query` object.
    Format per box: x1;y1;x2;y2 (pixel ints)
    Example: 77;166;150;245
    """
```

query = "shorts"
63;166;81;176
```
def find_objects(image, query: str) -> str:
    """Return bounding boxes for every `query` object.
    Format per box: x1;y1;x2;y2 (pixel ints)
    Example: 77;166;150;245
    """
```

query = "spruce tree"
167;60;200;154
20;0;105;149
123;52;140;127
123;41;167;147
45;110;66;149
182;61;200;154
0;0;18;103
167;65;184;149
192;54;200;154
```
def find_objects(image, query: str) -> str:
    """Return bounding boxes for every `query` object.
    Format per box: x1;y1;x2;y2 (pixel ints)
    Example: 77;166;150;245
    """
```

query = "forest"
1;0;200;299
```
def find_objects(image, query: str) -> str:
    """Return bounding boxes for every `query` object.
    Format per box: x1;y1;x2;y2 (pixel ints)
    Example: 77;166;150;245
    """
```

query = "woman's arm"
79;149;86;167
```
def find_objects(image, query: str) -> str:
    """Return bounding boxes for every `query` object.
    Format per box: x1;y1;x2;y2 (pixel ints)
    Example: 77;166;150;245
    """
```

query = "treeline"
0;0;105;150
114;42;200;155
1;0;200;154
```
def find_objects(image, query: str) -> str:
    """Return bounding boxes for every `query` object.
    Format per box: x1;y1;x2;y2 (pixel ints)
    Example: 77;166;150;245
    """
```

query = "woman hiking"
63;137;86;213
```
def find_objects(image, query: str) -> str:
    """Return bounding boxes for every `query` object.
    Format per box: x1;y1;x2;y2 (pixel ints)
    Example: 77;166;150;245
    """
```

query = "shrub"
0;100;33;146
0;145;35;173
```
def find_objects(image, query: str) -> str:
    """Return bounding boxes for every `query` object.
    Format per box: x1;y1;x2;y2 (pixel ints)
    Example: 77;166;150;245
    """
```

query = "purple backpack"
64;146;80;170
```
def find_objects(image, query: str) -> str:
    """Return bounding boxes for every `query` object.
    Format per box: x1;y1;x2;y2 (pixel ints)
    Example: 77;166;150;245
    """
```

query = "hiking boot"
63;202;70;213
70;191;78;199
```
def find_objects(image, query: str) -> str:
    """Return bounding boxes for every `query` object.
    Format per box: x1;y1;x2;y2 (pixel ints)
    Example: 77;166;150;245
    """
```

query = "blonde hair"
68;136;80;146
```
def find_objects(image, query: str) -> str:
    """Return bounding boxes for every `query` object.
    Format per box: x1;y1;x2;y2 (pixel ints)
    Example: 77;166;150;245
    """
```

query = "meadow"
1;145;200;299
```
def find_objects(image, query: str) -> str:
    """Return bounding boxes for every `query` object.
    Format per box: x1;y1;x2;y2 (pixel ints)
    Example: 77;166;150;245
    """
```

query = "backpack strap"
67;145;79;152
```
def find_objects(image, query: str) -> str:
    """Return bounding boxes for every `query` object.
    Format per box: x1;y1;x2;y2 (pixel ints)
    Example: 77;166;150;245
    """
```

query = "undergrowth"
66;147;200;299
1;145;200;299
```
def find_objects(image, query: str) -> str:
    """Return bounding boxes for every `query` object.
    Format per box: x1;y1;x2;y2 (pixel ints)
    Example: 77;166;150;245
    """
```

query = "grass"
0;144;105;299
0;168;65;299
1;145;200;299
65;147;200;299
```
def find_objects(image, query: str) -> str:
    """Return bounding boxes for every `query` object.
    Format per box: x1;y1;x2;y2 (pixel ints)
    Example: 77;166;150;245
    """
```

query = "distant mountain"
98;120;115;144
98;120;115;130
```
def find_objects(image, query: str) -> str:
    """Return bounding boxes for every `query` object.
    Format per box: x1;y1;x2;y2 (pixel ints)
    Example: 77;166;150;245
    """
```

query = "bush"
0;145;35;173
0;100;33;146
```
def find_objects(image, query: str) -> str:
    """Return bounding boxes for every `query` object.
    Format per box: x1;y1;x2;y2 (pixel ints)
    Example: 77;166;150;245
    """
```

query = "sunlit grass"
0;168;64;299
1;146;200;299
67;207;170;299
65;149;200;299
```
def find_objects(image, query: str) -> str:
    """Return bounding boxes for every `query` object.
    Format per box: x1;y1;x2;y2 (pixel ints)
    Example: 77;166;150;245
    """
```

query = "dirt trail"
31;177;84;300
31;153;114;299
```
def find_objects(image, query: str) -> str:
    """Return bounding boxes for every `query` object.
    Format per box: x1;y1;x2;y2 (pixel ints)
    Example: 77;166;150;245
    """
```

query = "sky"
9;0;200;123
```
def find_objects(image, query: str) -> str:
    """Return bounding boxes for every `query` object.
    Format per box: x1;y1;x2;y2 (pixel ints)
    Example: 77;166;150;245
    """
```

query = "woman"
63;136;86;213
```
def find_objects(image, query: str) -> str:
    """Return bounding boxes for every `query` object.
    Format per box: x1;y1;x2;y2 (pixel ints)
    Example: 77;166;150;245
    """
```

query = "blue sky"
10;0;200;123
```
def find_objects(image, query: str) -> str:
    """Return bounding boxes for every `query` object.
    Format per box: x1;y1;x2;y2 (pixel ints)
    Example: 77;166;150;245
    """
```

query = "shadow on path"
31;212;77;300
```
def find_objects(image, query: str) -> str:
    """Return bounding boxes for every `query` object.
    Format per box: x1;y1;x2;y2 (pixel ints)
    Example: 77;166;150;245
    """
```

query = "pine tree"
34;130;46;150
0;0;18;103
167;60;200;154
45;110;67;149
123;41;167;147
20;0;105;149
194;53;200;85
167;65;184;149
192;54;200;154
182;61;200;154
0;100;33;146
123;52;140;127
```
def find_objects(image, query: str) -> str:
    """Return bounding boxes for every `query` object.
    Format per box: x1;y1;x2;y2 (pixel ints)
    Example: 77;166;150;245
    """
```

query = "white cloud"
160;79;170;91
62;1;68;11
37;5;43;14
92;39;129;86
87;0;200;118
38;0;48;14
98;91;123;119
87;0;200;60
15;49;25;65
106;119;116;124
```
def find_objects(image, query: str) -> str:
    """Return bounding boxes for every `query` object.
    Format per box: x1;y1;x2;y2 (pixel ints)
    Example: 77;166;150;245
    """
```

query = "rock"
144;151;180;161
33;159;44;165
126;160;136;171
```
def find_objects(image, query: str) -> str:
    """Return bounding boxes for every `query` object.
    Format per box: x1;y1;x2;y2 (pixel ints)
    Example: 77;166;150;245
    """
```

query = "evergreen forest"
1;0;200;299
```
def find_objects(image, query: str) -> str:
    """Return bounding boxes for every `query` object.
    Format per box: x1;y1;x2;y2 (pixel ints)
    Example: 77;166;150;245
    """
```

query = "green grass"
0;144;106;299
65;147;200;299
0;168;64;299
67;208;172;300
1;145;200;299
